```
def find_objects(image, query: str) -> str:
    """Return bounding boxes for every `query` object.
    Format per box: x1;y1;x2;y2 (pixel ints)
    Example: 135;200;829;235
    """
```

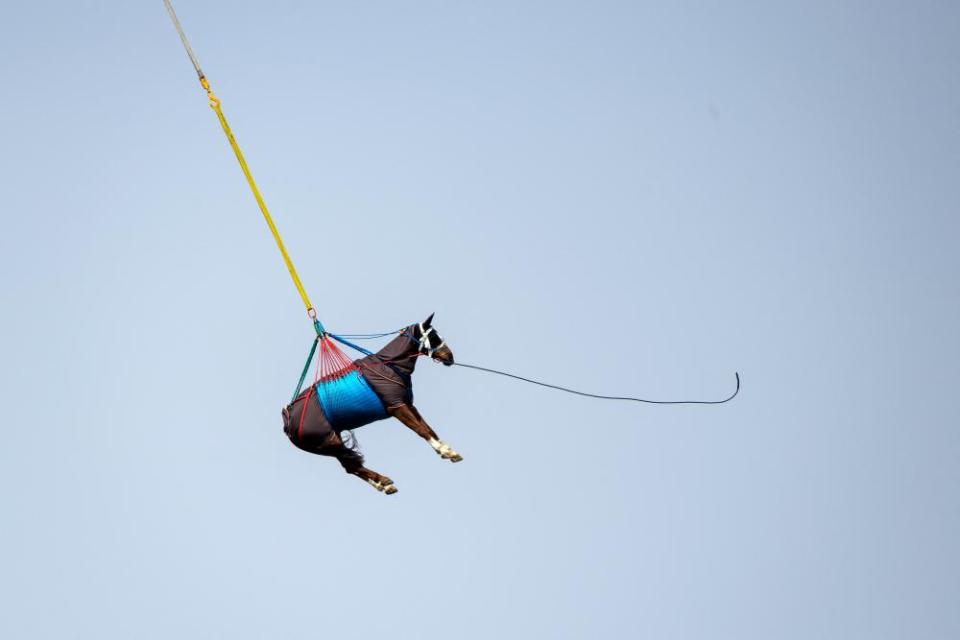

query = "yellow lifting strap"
163;0;316;319
204;81;315;315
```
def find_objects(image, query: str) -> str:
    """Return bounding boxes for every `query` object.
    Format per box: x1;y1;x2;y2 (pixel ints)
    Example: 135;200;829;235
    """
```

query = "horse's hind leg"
388;404;463;463
315;431;398;495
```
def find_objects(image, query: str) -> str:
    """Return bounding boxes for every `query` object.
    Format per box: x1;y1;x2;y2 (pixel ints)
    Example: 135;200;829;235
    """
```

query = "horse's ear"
424;312;435;328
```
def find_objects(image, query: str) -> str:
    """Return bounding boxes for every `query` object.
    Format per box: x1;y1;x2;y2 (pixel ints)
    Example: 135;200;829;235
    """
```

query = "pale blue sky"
1;1;958;638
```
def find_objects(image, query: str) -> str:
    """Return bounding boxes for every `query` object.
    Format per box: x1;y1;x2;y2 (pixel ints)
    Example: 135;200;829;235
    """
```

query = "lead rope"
451;363;740;405
163;0;322;332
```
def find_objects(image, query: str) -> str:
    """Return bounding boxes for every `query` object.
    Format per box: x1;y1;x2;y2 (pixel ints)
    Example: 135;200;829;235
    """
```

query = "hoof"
367;480;397;493
365;478;397;494
432;440;463;462
441;448;463;462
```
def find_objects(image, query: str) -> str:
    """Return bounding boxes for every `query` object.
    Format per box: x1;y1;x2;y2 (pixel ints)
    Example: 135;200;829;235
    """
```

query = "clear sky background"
1;1;958;638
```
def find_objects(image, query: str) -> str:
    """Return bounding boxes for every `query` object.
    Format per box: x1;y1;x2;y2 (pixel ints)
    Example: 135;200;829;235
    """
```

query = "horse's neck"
373;329;420;374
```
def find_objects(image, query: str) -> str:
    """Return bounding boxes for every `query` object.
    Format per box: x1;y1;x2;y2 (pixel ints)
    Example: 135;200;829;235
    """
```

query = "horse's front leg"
387;404;463;463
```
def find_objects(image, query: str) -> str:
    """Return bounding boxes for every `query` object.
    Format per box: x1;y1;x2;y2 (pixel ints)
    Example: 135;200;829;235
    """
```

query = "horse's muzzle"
434;346;455;366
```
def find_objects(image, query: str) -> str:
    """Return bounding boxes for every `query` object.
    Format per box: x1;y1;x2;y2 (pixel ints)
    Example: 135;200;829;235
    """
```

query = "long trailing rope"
452;363;740;405
163;0;321;329
330;330;740;405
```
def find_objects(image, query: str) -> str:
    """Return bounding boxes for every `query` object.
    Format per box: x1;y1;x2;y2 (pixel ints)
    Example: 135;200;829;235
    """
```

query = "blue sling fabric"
313;369;387;430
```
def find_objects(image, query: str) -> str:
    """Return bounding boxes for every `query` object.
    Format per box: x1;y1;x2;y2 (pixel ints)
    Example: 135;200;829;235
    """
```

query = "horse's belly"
313;369;388;430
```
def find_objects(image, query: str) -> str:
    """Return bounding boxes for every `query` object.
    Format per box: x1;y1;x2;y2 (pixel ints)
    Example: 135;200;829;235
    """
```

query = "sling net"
305;337;386;430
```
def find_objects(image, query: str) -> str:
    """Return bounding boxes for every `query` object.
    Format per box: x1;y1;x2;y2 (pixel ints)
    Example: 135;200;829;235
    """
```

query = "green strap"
289;320;327;404
291;336;320;403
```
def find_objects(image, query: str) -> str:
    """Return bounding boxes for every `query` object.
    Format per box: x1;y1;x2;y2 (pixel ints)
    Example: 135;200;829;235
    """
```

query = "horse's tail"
341;429;362;456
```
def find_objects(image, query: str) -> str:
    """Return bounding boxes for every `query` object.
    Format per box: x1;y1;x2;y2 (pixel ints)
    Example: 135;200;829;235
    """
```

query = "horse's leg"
387;404;463;463
410;406;463;462
315;431;398;495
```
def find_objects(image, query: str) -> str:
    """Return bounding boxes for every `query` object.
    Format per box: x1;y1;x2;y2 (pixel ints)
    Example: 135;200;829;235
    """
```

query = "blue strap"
329;333;374;356
329;331;398;339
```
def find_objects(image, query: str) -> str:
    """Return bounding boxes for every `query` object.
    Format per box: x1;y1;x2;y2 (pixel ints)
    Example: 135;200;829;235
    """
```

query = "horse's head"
413;313;454;366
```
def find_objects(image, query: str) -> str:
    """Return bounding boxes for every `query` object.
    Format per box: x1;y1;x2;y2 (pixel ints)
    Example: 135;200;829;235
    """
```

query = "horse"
281;313;461;494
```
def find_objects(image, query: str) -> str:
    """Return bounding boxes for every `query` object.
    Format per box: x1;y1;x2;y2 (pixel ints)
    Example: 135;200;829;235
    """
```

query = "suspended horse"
163;2;741;496
283;315;460;494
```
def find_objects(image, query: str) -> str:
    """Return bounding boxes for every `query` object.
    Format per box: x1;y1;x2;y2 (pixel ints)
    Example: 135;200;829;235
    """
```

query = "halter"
416;323;446;358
